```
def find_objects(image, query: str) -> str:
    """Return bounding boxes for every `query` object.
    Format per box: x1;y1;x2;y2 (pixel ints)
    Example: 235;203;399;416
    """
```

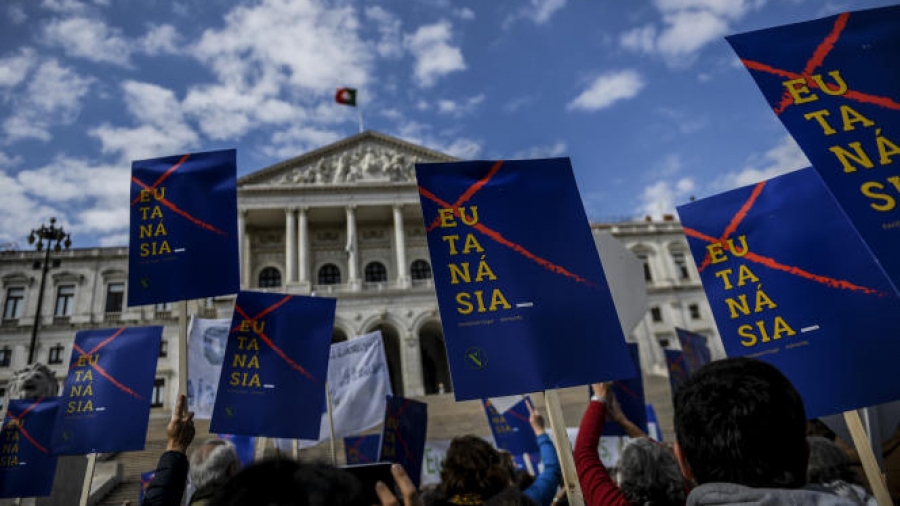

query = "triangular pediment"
239;130;457;187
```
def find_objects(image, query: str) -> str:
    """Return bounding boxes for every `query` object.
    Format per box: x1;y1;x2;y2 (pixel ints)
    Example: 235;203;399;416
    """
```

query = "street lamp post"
27;217;71;364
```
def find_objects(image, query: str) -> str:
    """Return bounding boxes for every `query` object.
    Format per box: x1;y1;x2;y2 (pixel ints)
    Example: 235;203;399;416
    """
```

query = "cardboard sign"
677;168;900;418
728;5;900;293
415;158;634;399
210;292;335;439
380;396;427;487
53;326;161;454
129;149;239;306
0;398;60;498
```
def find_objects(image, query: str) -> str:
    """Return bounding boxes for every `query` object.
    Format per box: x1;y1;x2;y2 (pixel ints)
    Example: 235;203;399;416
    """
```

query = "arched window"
410;260;432;280
318;264;341;285
258;267;282;288
365;262;387;283
332;329;348;343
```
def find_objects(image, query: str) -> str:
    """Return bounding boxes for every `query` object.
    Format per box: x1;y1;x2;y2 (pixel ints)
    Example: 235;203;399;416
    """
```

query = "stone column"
392;204;409;289
346;205;360;290
298;207;310;290
238;209;250;288
404;330;425;396
285;208;297;284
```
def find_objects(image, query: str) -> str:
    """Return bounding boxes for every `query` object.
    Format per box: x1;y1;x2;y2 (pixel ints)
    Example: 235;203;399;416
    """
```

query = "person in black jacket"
142;394;196;506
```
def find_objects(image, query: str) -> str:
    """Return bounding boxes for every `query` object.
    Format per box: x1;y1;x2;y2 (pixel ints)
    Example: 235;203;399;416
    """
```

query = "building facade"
0;131;722;412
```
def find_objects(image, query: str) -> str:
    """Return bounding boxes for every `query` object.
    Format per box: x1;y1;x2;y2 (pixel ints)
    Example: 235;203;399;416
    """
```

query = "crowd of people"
139;357;889;506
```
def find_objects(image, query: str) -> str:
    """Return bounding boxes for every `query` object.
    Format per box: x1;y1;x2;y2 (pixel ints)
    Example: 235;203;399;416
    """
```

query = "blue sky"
0;0;896;248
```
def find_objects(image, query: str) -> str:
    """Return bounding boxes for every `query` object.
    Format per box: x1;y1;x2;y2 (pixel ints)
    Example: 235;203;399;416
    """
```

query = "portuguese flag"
335;87;357;106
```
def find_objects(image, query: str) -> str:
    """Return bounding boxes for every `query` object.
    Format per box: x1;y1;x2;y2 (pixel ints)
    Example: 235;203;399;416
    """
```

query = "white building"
0;131;721;411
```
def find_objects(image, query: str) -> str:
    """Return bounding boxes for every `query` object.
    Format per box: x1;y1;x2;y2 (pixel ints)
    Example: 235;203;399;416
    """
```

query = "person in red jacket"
574;382;685;506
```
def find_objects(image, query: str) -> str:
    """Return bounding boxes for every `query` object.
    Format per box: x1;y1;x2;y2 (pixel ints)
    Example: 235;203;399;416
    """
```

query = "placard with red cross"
0;397;61;498
415;158;635;400
727;5;900;295
129;148;239;307
52;326;162;454
379;396;427;487
210;291;335;439
677;168;900;418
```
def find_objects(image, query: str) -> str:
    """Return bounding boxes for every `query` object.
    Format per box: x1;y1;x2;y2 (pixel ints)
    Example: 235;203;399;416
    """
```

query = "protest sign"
727;6;900;293
344;434;381;465
415;158;634;400
187;316;231;419
0;397;60;498
324;331;392;439
210;292;335;439
53;326;161;454
129;149;239;306
677;167;900;418
139;471;155;505
483;397;539;455
675;328;712;374
604;344;648;437
421;440;450;485
664;350;689;397
380;396;427;487
217;434;256;467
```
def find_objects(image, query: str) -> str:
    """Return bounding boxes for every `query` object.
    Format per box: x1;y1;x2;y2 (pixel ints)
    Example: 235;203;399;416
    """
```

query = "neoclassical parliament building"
0;131;722;411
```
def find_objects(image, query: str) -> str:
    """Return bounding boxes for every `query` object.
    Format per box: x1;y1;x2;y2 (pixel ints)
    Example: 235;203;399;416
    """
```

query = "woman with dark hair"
439;435;516;505
574;382;685;506
807;436;876;505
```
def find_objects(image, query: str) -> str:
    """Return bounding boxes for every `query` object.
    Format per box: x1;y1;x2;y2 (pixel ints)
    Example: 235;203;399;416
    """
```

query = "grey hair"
807;436;860;485
189;439;241;491
617;438;685;505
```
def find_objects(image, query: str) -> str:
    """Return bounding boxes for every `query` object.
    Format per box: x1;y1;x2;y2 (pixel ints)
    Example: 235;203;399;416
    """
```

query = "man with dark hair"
674;357;857;504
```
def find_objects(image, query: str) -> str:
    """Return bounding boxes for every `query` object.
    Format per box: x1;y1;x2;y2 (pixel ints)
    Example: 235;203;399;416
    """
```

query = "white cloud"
567;70;645;112
192;0;372;94
40;0;86;13
365;6;403;58
3;59;92;142
712;135;809;191
0;170;62;244
636;177;697;219
503;94;537;113
393;120;481;158
455;7;475;20
43;16;133;66
511;142;568;159
442;137;482;158
8;4;27;23
0;151;21;168
140;24;182;56
505;0;567;27
90;80;199;162
620;0;765;64
183;82;301;140
265;126;343;159
436;94;484;116
0;48;37;88
404;20;466;87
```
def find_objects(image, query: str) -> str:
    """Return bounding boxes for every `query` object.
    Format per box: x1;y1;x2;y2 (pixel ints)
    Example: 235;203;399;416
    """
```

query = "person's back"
673;357;859;505
189;439;241;505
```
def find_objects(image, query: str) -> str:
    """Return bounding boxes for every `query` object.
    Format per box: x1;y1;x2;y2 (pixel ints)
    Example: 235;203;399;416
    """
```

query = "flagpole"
326;381;338;465
179;301;188;396
357;104;364;134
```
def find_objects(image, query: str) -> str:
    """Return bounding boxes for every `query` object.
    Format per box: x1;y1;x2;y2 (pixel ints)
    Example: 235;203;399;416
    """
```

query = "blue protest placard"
217;434;256;467
483;397;538;456
344;434;382;465
645;404;662;442
605;343;648;437
52;326;161;454
210;292;335;439
727;6;900;294
677;168;900;418
139;471;155;505
380;396;427;487
0;397;60;498
129;149;239;306
415;158;634;400
664;350;689;397
675;328;712;375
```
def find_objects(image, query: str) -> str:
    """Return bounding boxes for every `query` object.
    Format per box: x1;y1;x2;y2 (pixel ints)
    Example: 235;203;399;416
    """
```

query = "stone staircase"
94;373;676;504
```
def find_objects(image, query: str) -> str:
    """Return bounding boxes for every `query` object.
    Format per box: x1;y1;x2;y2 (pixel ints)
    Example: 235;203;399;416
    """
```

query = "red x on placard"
5;397;50;454
131;153;227;236
682;181;885;296
739;12;900;116
417;161;595;287
232;295;317;382
70;327;144;400
384;400;416;465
